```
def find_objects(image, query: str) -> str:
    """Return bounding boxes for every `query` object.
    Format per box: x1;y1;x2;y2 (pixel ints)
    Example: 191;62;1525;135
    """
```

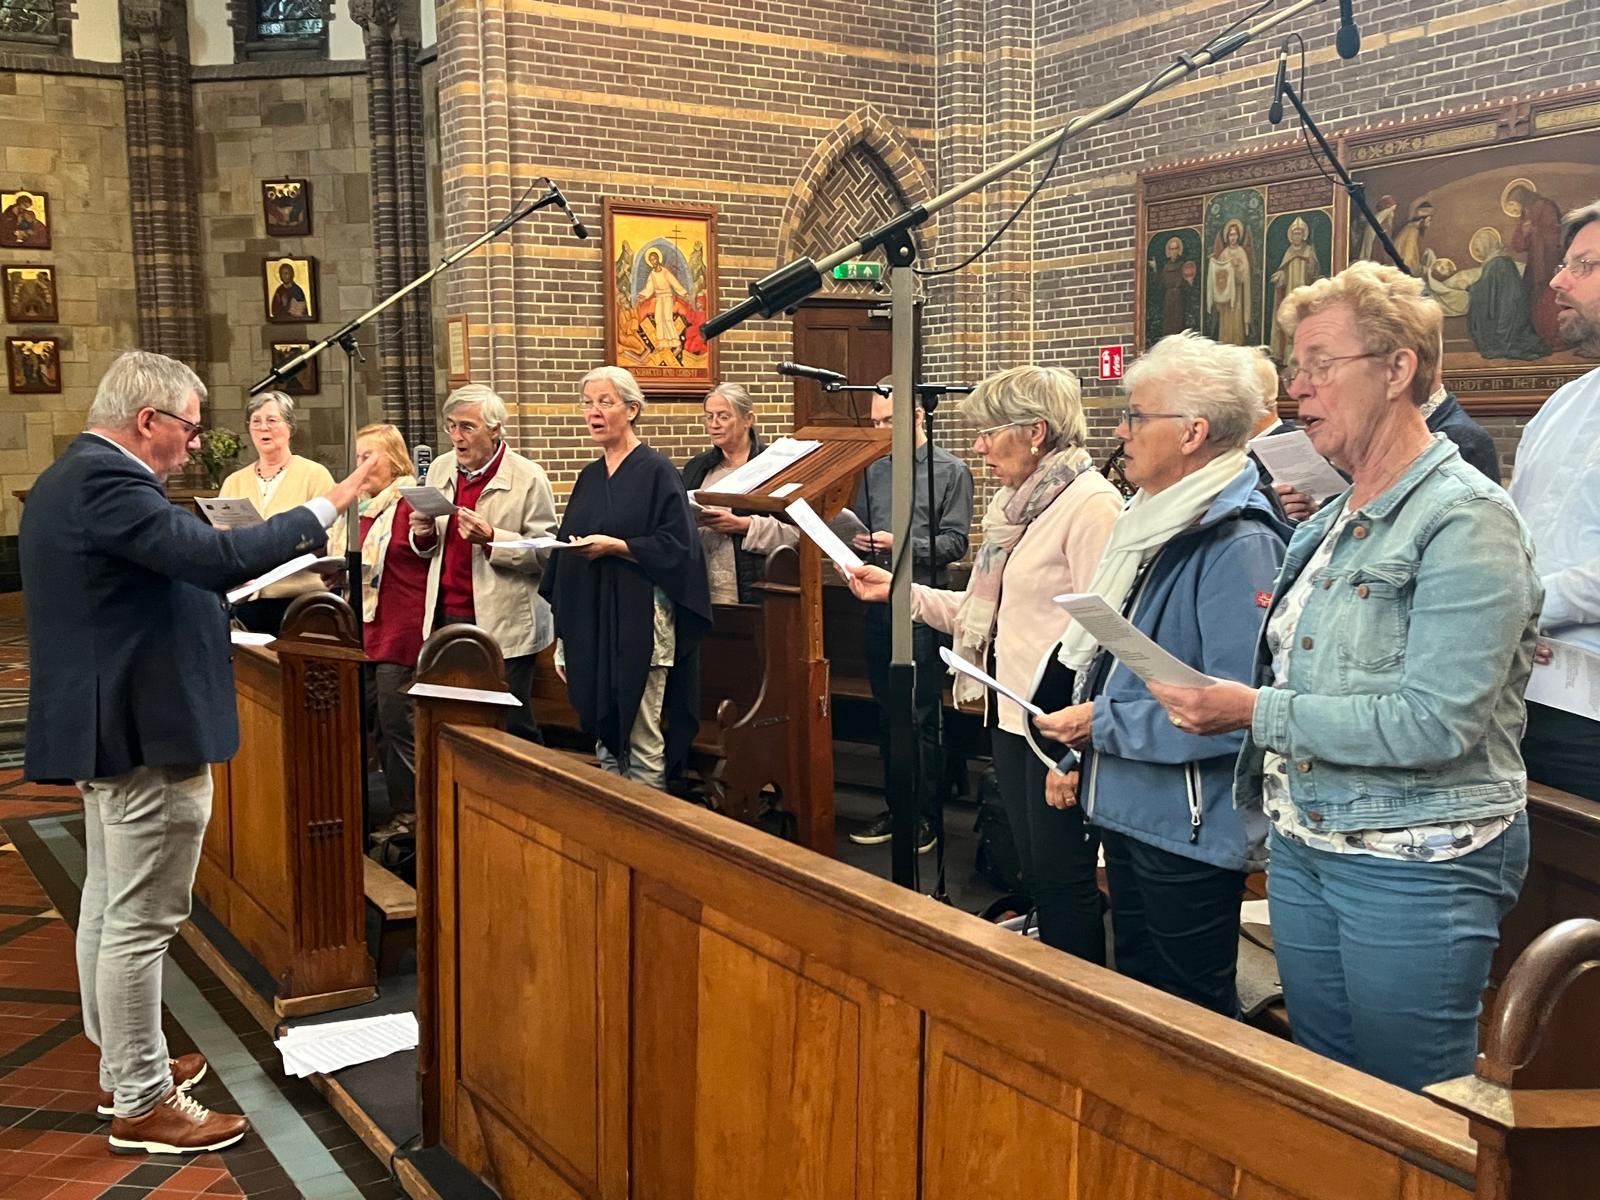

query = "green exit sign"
832;261;883;281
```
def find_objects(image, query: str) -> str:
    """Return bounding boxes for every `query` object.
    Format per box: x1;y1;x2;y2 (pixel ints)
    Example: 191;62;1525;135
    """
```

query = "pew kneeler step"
362;855;417;976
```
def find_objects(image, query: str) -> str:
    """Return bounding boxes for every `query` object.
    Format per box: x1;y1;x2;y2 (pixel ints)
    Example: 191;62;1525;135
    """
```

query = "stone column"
119;0;209;371
352;0;435;446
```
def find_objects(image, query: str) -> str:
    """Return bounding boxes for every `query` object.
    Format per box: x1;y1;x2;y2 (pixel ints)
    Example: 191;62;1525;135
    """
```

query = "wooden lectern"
697;424;888;853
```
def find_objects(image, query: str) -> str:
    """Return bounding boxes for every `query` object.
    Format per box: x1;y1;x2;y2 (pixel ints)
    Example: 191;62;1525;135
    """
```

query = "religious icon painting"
602;197;719;397
262;179;312;237
0;190;50;250
3;264;57;323
1262;210;1332;362
1201;189;1266;349
6;336;61;394
270;342;318;394
264;255;318;323
1143;228;1203;347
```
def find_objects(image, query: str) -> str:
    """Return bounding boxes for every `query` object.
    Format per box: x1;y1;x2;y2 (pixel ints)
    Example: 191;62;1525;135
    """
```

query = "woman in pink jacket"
847;365;1122;959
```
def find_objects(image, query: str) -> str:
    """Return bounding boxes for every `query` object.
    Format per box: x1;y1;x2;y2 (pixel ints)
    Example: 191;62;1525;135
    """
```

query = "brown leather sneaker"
96;1053;209;1118
107;1086;247;1155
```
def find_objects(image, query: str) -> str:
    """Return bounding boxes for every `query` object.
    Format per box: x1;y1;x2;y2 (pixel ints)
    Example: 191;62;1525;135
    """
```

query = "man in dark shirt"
847;382;974;851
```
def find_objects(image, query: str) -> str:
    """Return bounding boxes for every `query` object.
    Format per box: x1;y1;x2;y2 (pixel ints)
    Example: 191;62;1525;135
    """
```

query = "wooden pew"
1493;781;1600;989
195;593;376;1016
410;624;1595;1200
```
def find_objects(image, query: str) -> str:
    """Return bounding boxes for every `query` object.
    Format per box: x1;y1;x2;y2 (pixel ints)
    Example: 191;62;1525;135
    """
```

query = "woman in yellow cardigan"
220;391;345;633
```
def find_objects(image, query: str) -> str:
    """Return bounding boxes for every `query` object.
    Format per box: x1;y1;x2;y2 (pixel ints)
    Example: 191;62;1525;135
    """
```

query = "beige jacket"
220;455;345;598
409;444;557;659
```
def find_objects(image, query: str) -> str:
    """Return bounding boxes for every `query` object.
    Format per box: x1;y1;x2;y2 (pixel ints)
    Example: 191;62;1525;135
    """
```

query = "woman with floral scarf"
354;423;423;833
845;365;1122;959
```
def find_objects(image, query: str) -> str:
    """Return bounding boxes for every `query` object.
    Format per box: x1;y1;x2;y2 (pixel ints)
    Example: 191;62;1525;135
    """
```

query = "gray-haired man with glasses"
21;350;374;1154
1510;198;1600;800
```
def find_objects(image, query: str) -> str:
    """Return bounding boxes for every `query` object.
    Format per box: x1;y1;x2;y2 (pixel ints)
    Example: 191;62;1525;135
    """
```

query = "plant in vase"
192;427;242;489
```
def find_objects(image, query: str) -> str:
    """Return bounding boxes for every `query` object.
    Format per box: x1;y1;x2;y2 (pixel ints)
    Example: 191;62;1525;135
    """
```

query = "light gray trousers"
595;666;669;790
76;763;212;1118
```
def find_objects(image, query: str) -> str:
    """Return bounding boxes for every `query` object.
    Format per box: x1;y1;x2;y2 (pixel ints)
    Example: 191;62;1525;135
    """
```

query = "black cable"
1288;35;1340;188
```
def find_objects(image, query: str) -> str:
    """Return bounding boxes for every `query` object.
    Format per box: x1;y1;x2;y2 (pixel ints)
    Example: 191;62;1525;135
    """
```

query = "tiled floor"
0;769;402;1200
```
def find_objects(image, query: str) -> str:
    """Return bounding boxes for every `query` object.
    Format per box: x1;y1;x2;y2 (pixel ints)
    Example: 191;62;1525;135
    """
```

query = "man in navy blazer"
20;350;372;1155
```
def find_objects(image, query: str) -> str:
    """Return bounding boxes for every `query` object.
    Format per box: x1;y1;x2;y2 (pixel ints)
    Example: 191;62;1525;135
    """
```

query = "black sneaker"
848;812;894;845
916;821;937;855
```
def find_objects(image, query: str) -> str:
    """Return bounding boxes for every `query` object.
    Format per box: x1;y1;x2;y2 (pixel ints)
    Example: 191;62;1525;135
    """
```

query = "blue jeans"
1267;817;1529;1092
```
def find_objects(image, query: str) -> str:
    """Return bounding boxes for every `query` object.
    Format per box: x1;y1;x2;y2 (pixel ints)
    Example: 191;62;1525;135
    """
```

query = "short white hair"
87;350;205;429
581;366;646;422
442;384;508;434
1123;332;1265;451
960;364;1087;450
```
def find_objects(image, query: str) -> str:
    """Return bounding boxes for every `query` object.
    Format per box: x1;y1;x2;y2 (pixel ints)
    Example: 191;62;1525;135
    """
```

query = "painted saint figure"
270;263;309;320
1506;183;1565;348
1269;217;1322;360
1149;236;1193;337
1390;198;1434;276
1207;219;1253;346
0;193;47;248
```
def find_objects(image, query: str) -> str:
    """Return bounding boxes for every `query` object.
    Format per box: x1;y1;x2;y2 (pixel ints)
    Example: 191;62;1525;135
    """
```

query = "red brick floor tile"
0;1148;63;1177
33;1151;138;1184
202;1180;245;1196
34;1183;113;1200
167;1164;230;1189
3;1174;79;1199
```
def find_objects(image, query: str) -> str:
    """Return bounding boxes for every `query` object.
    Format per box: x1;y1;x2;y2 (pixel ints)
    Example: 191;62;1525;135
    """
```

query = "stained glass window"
255;0;324;41
0;0;58;40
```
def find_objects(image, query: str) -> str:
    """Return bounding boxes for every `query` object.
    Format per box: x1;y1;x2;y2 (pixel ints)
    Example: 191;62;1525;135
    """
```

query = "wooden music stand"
697;424;888;853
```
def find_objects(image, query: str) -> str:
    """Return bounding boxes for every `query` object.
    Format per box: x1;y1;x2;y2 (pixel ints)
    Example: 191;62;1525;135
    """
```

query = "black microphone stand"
1276;77;1413;276
246;184;581;641
702;0;1329;891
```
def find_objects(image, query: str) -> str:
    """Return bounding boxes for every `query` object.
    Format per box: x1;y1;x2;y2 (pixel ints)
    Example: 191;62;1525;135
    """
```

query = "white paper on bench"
276;1012;418;1078
405;681;523;707
229;630;276;646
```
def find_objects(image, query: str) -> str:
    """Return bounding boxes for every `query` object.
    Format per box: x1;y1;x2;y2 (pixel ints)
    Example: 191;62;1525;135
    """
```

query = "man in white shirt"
1509;199;1600;800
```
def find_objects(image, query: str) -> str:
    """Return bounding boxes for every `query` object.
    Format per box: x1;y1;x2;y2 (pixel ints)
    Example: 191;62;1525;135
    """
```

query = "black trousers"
990;730;1105;964
1101;828;1246;1018
1522;701;1600;801
863;604;946;828
233;596;294;636
436;613;543;745
364;662;417;818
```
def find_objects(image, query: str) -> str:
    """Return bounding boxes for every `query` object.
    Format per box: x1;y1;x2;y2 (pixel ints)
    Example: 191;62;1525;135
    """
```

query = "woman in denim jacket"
1033;333;1290;1017
1150;262;1542;1092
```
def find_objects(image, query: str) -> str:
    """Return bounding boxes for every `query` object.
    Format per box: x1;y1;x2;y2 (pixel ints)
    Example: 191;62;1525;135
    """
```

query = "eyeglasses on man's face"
1280;352;1384;390
1554;257;1599;281
153;409;203;438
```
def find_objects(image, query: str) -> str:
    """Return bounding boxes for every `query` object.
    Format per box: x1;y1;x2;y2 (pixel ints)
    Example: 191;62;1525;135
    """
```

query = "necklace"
255;460;288;483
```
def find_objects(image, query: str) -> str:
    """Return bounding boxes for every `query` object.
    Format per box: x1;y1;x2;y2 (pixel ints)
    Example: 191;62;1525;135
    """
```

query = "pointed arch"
775;104;936;268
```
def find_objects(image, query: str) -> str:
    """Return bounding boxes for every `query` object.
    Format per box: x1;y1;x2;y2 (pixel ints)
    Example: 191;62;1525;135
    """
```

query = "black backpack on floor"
973;767;1027;897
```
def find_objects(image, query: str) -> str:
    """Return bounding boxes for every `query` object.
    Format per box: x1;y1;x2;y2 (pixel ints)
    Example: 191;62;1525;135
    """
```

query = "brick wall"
0;69;133;541
194;71;380;475
438;0;1599;527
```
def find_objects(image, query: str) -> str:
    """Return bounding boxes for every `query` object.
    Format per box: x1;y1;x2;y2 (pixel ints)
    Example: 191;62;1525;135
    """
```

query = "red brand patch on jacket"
1255;590;1273;608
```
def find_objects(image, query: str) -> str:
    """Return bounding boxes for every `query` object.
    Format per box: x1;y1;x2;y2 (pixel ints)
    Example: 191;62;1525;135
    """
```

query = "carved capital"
120;0;183;45
350;0;401;34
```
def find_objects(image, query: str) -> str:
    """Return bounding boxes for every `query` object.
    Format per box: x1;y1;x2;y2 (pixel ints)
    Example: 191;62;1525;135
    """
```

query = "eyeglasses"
1554;257;1599;281
154;409;204;438
1280;352;1385;389
248;416;286;430
973;420;1030;446
1117;408;1191;429
444;419;484;435
579;396;629;412
702;411;738;426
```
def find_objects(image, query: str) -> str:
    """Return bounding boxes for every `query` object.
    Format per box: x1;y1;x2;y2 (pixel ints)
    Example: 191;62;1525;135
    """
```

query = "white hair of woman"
580;366;647;421
246;390;297;432
1122;330;1267;451
959;364;1088;451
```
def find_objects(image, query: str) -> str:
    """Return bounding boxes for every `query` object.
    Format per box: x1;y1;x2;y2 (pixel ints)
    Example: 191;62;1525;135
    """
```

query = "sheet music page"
1246;430;1348;503
938;646;1043;716
487;536;570;551
784;498;862;570
1052;594;1214;688
196;496;264;530
711;438;821;495
397;485;457;517
1525;638;1600;721
225;553;318;604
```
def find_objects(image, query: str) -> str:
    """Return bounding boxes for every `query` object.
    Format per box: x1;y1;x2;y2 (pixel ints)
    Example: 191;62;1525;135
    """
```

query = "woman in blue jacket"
1149;262;1541;1092
1034;332;1290;1018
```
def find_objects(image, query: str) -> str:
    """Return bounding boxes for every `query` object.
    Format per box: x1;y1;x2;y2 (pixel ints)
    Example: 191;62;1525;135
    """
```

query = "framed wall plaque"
602;197;719;398
3;264;56;323
262;179;312;237
6;336;60;394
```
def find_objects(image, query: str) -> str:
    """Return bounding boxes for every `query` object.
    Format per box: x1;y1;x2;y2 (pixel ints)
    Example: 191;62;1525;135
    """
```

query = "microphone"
413;443;432;479
1336;0;1360;59
775;360;846;387
547;181;589;240
1267;38;1292;125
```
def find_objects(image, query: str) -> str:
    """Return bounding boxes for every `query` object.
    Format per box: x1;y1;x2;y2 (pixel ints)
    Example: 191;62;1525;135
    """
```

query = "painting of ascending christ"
602;198;719;397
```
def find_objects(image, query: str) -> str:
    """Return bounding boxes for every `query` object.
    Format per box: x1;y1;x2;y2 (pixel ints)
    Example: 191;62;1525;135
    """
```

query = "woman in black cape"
541;366;712;790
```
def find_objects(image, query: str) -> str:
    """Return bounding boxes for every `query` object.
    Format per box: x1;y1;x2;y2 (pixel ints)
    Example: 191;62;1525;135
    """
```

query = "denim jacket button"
1300;636;1314;650
1353;525;1369;539
1296;759;1312;773
1322;578;1333;589
1307;810;1324;822
1357;584;1370;599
